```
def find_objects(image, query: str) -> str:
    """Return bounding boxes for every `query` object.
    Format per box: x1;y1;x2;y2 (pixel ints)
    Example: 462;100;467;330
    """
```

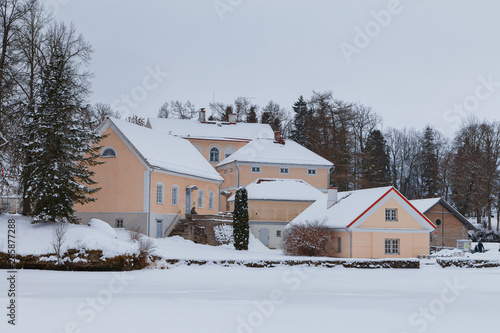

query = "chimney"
228;113;236;124
274;131;284;144
327;187;338;208
198;108;206;122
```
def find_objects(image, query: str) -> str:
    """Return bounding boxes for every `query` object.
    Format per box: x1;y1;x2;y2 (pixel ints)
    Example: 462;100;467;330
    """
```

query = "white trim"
352;227;432;233
100;146;117;158
307;168;317;176
208;191;214;210
217;161;333;169
156;182;164;204
171;185;179;206
143;171;150;212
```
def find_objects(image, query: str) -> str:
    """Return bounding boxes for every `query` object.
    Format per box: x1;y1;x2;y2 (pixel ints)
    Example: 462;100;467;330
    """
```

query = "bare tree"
157;101;168;118
169;100;196;119
51;222;68;264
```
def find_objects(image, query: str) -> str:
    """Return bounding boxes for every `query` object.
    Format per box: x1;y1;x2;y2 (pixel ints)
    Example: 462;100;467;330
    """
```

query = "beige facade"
188;139;248;167
75;124;222;238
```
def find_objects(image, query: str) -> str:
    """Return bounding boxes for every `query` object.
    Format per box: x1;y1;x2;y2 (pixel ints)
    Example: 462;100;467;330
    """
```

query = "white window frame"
101;146;117;158
115;218;123;228
171;185;179;206
209;147;220;163
385;208;398;221
198;189;204;209
156;183;164;204
230;166;234;174
251;166;261;173
337;237;342;253
307;168;317;175
385;239;399;255
279;167;289;174
223;169;227;175
208;191;214;210
224;146;236;159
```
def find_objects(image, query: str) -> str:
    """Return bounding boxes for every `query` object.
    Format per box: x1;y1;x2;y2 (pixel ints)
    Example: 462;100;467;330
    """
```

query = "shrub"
282;220;331;257
128;226;143;242
214;224;234;245
233;188;249;250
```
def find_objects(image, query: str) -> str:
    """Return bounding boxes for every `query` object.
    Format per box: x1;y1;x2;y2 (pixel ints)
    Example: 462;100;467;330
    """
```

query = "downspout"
328;167;334;188
345;227;352;258
147;167;154;237
235;161;240;189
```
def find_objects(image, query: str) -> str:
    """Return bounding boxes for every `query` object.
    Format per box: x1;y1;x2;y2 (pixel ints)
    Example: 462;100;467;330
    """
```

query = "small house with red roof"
289;186;436;258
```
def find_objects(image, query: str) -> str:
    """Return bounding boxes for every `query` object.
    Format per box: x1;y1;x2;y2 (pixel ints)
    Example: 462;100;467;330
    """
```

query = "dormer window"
209;147;220;163
101;147;116;157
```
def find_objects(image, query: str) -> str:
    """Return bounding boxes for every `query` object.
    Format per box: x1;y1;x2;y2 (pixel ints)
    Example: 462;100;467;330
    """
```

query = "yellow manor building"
76;110;443;257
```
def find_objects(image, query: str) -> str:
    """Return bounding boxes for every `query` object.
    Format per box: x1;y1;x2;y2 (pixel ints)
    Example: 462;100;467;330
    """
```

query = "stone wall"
169;214;233;246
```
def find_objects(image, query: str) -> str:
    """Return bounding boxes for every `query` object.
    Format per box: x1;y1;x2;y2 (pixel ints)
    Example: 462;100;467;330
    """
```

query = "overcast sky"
53;0;500;137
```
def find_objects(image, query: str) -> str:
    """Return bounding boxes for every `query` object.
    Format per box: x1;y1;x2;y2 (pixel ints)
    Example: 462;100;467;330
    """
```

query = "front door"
259;228;270;247
185;188;191;215
156;220;163;238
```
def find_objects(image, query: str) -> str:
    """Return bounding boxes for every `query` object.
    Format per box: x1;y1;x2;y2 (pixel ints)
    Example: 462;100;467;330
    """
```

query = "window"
385;239;399;255
171;185;179;205
115;218;123;228
209;147;220;163
385;208;398;221
101;147;116;157
337;237;342;253
307;168;317;175
251;166;261;173
156;183;164;204
198;189;204;208
208;191;214;210
279;167;289;174
276;230;282;237
230;166;234;174
193;145;202;154
223;169;227;175
224;147;235;159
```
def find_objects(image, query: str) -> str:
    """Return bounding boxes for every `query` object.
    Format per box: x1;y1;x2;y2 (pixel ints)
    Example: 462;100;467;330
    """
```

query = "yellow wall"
359;197;426;230
76;127;146;213
188;139;248;167
218;163;329;190
229;200;314;222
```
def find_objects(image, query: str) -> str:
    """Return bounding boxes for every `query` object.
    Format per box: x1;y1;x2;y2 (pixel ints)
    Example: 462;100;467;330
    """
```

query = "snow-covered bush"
470;225;500;242
88;218;117;239
282;220;331;257
214;224;234;245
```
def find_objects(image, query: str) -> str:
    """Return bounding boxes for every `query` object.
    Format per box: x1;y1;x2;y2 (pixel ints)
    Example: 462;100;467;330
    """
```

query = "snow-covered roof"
100;118;223;182
217;139;333;167
409;198;441;213
147;118;275;142
290;186;435;230
228;178;323;202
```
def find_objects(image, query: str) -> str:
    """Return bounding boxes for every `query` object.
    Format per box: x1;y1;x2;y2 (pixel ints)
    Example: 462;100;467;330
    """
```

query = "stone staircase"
169;214;233;245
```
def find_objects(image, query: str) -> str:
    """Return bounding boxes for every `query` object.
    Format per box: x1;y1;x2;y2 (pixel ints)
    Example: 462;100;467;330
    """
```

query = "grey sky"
53;0;500;137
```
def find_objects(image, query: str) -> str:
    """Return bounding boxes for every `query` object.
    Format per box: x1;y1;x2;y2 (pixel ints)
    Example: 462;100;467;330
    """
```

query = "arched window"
156;183;164;204
209;147;219;163
101;147;116;157
171;185;179;205
193;145;202;154
208;191;214;210
198;189;204;208
224;147;235;159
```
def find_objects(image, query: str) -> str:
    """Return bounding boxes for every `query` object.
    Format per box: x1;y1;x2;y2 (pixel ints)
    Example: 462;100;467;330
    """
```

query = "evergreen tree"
233;187;249;250
246;105;258;123
362;130;390;188
420;126;439;198
21;23;100;223
290;95;310;146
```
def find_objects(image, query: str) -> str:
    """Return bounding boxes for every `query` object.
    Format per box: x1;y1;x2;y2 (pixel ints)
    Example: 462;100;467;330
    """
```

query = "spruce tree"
233;188;249;250
420;126;439;198
246;105;258;123
290;95;310;146
362;130;390;188
22;26;101;223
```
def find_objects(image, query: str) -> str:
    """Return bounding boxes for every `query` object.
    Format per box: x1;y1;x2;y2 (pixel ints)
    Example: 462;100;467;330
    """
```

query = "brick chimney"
274;131;284;144
327;187;338;208
198;108;206;122
228;113;236;124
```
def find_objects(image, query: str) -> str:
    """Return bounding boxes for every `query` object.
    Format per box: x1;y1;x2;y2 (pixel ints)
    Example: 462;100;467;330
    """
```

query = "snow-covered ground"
0;265;498;333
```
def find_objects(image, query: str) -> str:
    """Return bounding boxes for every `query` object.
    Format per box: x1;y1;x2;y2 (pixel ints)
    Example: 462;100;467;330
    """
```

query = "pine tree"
362;130;390;188
246;105;258;123
420;126;439;198
233;188;249;250
290;95;310;146
22;24;100;223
